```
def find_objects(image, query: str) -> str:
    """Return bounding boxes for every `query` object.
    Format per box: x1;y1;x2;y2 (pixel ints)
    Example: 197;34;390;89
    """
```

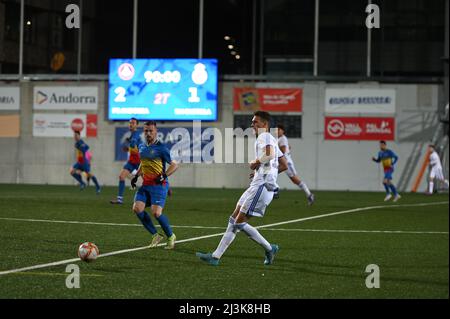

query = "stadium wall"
0;81;443;192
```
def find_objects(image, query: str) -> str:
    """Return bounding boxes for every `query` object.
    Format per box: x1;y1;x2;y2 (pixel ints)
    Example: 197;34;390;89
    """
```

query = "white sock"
299;182;311;197
212;217;237;259
240;223;272;252
429;181;434;193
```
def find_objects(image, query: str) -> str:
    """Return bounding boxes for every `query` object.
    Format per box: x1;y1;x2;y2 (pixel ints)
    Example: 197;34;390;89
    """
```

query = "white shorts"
285;157;298;178
430;166;445;181
238;185;274;217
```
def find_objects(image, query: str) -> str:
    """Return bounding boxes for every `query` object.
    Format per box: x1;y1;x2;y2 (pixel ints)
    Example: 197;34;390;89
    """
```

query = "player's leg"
149;184;176;249
286;160;314;205
87;172;101;194
427;170;436;194
382;178;392;201
70;164;86;189
132;188;161;246
235;187;279;265
197;190;251;265
385;172;400;202
111;163;134;204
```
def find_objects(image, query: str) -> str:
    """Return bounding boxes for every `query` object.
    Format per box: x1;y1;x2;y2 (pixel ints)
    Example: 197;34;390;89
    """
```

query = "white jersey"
278;135;291;158
429;151;442;169
250;132;279;190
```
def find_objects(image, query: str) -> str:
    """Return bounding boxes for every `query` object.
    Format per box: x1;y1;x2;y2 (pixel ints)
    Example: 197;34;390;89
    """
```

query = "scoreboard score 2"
108;59;218;121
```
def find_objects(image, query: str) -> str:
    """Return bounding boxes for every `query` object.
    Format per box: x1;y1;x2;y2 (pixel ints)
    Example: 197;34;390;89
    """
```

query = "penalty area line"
0;201;447;276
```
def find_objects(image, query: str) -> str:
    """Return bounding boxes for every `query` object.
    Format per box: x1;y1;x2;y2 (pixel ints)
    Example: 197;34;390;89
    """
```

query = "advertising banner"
325;88;396;114
0;115;20;137
233;88;302;113
0;87;20;110
325;117;395;141
33;86;98;110
33;113;97;137
115;126;214;163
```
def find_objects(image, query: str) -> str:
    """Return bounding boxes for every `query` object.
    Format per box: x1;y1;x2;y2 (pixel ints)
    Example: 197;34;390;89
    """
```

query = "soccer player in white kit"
276;124;315;205
196;111;288;266
427;144;449;195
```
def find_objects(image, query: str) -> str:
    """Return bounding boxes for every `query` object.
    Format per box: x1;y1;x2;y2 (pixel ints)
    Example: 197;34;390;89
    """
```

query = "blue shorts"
73;162;90;173
384;170;394;180
123;162;140;173
134;184;169;208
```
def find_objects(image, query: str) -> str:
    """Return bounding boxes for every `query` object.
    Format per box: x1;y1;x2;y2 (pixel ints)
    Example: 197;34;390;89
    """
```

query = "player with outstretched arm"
196;111;288;266
130;121;178;249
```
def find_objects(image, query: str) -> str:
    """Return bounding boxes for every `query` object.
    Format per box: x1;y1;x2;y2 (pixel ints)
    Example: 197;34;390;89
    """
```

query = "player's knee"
132;203;144;214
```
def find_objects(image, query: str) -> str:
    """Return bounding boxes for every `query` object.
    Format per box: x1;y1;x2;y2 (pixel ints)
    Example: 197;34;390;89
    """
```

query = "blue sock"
118;180;125;197
383;183;390;194
72;173;85;186
91;176;100;190
156;214;173;237
389;184;398;196
136;211;157;235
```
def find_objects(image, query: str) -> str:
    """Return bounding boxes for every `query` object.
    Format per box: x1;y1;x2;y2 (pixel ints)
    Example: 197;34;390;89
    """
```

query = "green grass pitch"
0;184;448;299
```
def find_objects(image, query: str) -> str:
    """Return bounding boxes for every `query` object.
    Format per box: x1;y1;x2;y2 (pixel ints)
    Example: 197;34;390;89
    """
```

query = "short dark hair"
130;117;139;125
144;120;157;127
74;131;81;136
277;124;285;132
254;111;271;124
429;144;436;149
380;140;387;145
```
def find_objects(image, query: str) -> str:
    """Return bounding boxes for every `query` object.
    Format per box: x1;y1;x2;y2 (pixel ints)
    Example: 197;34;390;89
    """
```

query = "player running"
275;124;314;205
196;111;288;266
111;117;142;204
426;144;449;195
70;131;101;194
130;121;178;249
372;140;401;202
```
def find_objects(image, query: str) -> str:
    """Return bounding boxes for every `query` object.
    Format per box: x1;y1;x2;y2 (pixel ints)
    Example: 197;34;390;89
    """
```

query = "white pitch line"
261;228;449;235
0;217;226;229
0;201;447;276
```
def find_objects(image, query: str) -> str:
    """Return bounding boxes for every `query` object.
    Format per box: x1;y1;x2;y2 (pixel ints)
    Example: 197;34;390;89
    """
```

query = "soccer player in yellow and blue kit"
111;117;142;204
372;140;401;202
70;131;101;194
130;121;178;249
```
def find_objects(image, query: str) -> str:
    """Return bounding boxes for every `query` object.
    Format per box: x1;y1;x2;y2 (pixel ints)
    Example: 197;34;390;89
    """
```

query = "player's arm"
391;151;399;165
279;145;288;155
165;160;178;177
250;145;275;170
372;152;381;163
278;155;288;174
130;164;142;189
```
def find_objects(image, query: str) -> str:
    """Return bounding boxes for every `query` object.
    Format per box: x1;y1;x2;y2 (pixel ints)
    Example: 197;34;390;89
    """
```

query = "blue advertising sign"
115;127;215;163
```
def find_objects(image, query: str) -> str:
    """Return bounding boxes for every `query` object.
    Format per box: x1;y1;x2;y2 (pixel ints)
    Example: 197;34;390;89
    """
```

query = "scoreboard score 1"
108;59;218;121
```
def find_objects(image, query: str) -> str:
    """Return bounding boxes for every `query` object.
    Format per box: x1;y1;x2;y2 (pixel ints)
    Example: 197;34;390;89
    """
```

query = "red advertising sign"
233;88;302;112
86;114;98;137
325;117;395;141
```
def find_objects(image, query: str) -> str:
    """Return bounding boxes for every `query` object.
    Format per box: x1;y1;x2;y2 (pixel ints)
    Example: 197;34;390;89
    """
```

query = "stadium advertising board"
0;115;20;137
115;126;214;163
0;87;20;111
33;86;98;111
33;113;97;137
325;117;395;141
233;88;302;112
325;88;396;114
